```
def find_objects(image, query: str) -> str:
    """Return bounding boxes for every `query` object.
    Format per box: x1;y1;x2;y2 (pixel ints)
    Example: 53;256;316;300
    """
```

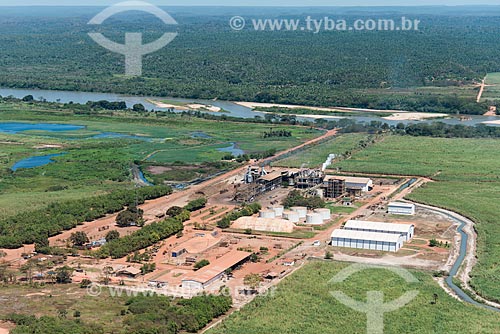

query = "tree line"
0;186;172;249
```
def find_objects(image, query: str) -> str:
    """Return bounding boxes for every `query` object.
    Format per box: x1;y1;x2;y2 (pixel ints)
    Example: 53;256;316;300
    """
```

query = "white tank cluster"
269;205;284;217
306;213;323;225
259;209;276;219
314;208;331;220
291;206;307;219
283;210;300;223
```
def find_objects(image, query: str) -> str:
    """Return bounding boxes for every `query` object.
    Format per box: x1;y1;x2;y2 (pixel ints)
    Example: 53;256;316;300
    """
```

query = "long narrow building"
331;229;404;252
343;220;415;241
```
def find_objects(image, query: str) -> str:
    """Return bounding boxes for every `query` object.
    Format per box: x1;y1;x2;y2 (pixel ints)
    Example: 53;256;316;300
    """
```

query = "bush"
194;259;210;270
283;190;325;209
216;203;261;228
184;198;208;212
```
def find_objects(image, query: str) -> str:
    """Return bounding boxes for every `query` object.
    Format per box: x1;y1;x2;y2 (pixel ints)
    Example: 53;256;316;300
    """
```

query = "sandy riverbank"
235;101;407;114
482;120;500;125
383;112;448;121
148;100;222;112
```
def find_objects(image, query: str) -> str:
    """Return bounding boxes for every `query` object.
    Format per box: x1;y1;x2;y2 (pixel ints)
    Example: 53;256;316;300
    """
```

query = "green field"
333;135;500;302
274;133;373;168
483;72;500;101
0;102;321;219
208;261;499;334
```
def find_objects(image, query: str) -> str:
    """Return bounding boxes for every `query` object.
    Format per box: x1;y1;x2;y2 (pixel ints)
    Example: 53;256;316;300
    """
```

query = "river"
1;87;499;126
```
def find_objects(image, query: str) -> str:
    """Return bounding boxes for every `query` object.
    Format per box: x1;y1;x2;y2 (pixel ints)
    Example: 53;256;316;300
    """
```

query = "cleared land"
334;135;500;303
208;261;500;334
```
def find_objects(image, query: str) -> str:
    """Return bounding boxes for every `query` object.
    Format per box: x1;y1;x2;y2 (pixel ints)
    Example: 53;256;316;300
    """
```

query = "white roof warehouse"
344;220;415;241
331;229;404;252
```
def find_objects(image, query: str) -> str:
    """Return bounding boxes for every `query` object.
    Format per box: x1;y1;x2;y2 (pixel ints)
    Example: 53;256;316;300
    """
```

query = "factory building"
257;171;283;192
331;229;404;252
322;176;346;199
388;202;416;216
344;220;415;241
294;169;325;189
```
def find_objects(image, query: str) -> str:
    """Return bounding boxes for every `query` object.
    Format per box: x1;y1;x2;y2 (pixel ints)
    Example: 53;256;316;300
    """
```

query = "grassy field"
483;72;500;101
0;285;128;333
274;133;372;168
334;135;500;302
208;261;500;334
0;102;321;219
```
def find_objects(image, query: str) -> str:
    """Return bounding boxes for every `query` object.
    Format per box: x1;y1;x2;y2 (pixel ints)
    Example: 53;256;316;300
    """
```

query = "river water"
1;87;499;126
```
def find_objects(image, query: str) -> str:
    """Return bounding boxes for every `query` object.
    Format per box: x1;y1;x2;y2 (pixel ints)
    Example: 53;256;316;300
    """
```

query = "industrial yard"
2;157;458;301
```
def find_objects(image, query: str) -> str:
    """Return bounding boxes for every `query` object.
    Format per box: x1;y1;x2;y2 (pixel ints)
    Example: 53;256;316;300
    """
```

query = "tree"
80;279;92;288
132;103;146;112
20;259;37;284
34;236;50;254
22;95;34;102
184;198;208;212
55;266;73;284
116;207;144;227
102;266;114;285
70;232;89;247
194;259;210;270
166;206;184;217
105;230;120;242
325;251;333;260
429;239;439;247
243;273;262;290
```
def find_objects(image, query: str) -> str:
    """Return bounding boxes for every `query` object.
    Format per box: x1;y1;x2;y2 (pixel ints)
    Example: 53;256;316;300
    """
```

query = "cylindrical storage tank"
306;213;323;225
269;205;284;217
314;208;331;221
259;210;276;219
291;206;307;218
283;210;300;223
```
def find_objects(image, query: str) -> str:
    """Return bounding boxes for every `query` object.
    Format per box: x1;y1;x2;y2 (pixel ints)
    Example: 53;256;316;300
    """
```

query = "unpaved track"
2;129;338;260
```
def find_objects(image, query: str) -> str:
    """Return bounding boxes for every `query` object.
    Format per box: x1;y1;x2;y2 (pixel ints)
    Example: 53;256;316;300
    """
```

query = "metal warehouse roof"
388;202;415;208
331;229;403;243
325;176;372;184
345;220;414;233
259;171;283;182
182;251;251;284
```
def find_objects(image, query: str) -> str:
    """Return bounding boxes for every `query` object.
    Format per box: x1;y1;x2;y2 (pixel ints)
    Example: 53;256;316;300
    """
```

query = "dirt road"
2;128;338;260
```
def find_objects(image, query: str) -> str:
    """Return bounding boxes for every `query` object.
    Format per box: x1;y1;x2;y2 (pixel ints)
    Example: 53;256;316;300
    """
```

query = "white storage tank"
291;206;307;219
283;210;300;223
306;213;323;225
259;210;276;219
314;208;331;221
269;205;284;217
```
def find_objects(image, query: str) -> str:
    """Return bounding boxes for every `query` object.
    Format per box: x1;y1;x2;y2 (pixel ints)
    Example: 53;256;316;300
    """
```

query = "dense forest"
1;7;500;113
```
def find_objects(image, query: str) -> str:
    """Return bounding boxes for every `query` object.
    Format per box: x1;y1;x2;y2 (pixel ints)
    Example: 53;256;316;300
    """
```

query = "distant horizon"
2;1;500;7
